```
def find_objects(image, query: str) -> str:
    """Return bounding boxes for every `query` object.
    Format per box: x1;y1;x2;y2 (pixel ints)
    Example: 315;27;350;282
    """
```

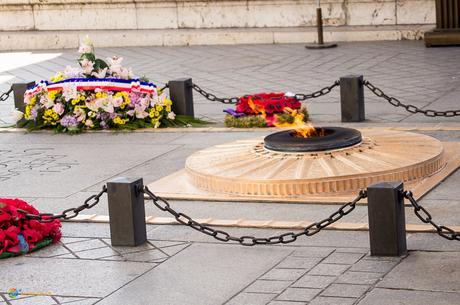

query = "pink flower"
80;58;94;75
62;83;78;101
127;104;148;119
53;103;65;115
73;108;86;122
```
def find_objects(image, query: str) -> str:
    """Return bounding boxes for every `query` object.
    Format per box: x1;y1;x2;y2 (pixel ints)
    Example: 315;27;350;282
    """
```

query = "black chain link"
294;80;340;101
17;185;107;223
143;186;367;246
364;80;460;117
404;191;459;241
159;83;169;92
192;80;340;104
192;83;240;104
0;86;13;102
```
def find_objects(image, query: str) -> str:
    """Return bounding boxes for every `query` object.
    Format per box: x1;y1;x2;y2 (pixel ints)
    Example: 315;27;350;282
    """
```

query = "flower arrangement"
17;37;184;133
224;92;309;128
0;198;61;259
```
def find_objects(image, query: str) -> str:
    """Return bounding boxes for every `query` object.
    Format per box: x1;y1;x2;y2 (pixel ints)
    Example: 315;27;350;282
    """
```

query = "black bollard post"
367;181;407;256
107;177;147;246
168;78;194;117
340;75;365;122
12;81;35;113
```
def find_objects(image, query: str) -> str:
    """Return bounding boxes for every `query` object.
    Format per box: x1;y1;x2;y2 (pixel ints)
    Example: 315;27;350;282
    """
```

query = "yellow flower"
95;91;108;99
155;104;163;111
164;98;172;107
48;90;58;102
28;96;37;106
24;104;32;119
115;91;131;109
50;72;65;82
113;116;128;125
165;105;171;112
43;109;60;125
71;95;85;105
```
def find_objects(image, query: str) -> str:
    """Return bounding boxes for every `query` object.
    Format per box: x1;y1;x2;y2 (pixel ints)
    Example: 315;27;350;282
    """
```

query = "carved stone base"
147;129;460;204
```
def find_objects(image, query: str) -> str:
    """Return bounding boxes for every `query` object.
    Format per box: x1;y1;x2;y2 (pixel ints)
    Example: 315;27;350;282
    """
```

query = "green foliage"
224;114;268;128
139;75;150;83
275;107;309;124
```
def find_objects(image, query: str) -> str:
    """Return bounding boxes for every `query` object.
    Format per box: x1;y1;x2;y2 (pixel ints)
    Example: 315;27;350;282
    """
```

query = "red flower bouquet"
0;198;61;259
236;93;301;115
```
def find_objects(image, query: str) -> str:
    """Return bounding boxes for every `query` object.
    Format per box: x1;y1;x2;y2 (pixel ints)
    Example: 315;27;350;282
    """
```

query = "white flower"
11;109;24;122
91;68;108;79
127;104;148;119
80;58;94;75
107;56;124;68
62;83;78;101
110;95;123;107
74;108;86;122
64;65;83;78
118;67;134;80
52;103;65;115
167;111;176;120
100;101;115;114
78;36;93;54
84;119;94;128
40;95;54;109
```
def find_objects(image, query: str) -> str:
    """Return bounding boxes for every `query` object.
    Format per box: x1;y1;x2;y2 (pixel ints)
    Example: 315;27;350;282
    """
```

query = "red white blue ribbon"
25;78;157;95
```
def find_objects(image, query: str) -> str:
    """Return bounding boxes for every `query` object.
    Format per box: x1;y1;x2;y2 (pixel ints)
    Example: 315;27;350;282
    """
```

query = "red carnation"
0;198;61;257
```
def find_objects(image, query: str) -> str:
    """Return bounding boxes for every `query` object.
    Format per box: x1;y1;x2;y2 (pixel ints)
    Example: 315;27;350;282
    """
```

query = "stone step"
0;25;433;51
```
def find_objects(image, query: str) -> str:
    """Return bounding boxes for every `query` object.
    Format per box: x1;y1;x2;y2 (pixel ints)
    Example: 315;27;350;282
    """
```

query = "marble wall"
0;0;435;31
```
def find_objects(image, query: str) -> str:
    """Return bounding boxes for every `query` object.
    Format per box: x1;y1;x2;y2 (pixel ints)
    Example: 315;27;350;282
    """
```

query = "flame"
248;98;322;138
248;98;265;116
274;107;324;138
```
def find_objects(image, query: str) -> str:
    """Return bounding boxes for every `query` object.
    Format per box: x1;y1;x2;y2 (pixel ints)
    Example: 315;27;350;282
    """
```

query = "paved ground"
1;41;460;125
0;41;459;305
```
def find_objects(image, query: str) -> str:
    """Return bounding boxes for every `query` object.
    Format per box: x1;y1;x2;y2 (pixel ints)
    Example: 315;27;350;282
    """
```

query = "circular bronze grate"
264;127;362;152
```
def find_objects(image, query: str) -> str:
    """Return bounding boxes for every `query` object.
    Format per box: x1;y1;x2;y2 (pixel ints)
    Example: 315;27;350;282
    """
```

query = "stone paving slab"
377;251;460;292
97;243;290;305
0;257;154;297
357;288;460;305
0;143;178;197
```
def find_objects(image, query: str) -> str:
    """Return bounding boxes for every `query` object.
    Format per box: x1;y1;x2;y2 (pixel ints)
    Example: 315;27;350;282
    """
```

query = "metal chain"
404;191;459;241
17;185;107;223
364;80;460;117
159;83;169;92
192;80;340;104
192;83;240;104
0;86;13;102
143;186;367;246
294;80;340;101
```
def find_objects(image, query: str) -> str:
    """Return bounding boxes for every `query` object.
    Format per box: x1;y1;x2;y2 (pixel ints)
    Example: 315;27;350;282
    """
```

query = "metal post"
317;7;324;44
340;75;365;122
12;82;35;113
168;78;194;117
367;181;407;256
107;177;147;246
305;2;337;49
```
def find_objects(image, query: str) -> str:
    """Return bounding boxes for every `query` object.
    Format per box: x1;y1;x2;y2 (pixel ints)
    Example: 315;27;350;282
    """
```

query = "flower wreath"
224;92;308;128
15;37;181;133
0;198;61;259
